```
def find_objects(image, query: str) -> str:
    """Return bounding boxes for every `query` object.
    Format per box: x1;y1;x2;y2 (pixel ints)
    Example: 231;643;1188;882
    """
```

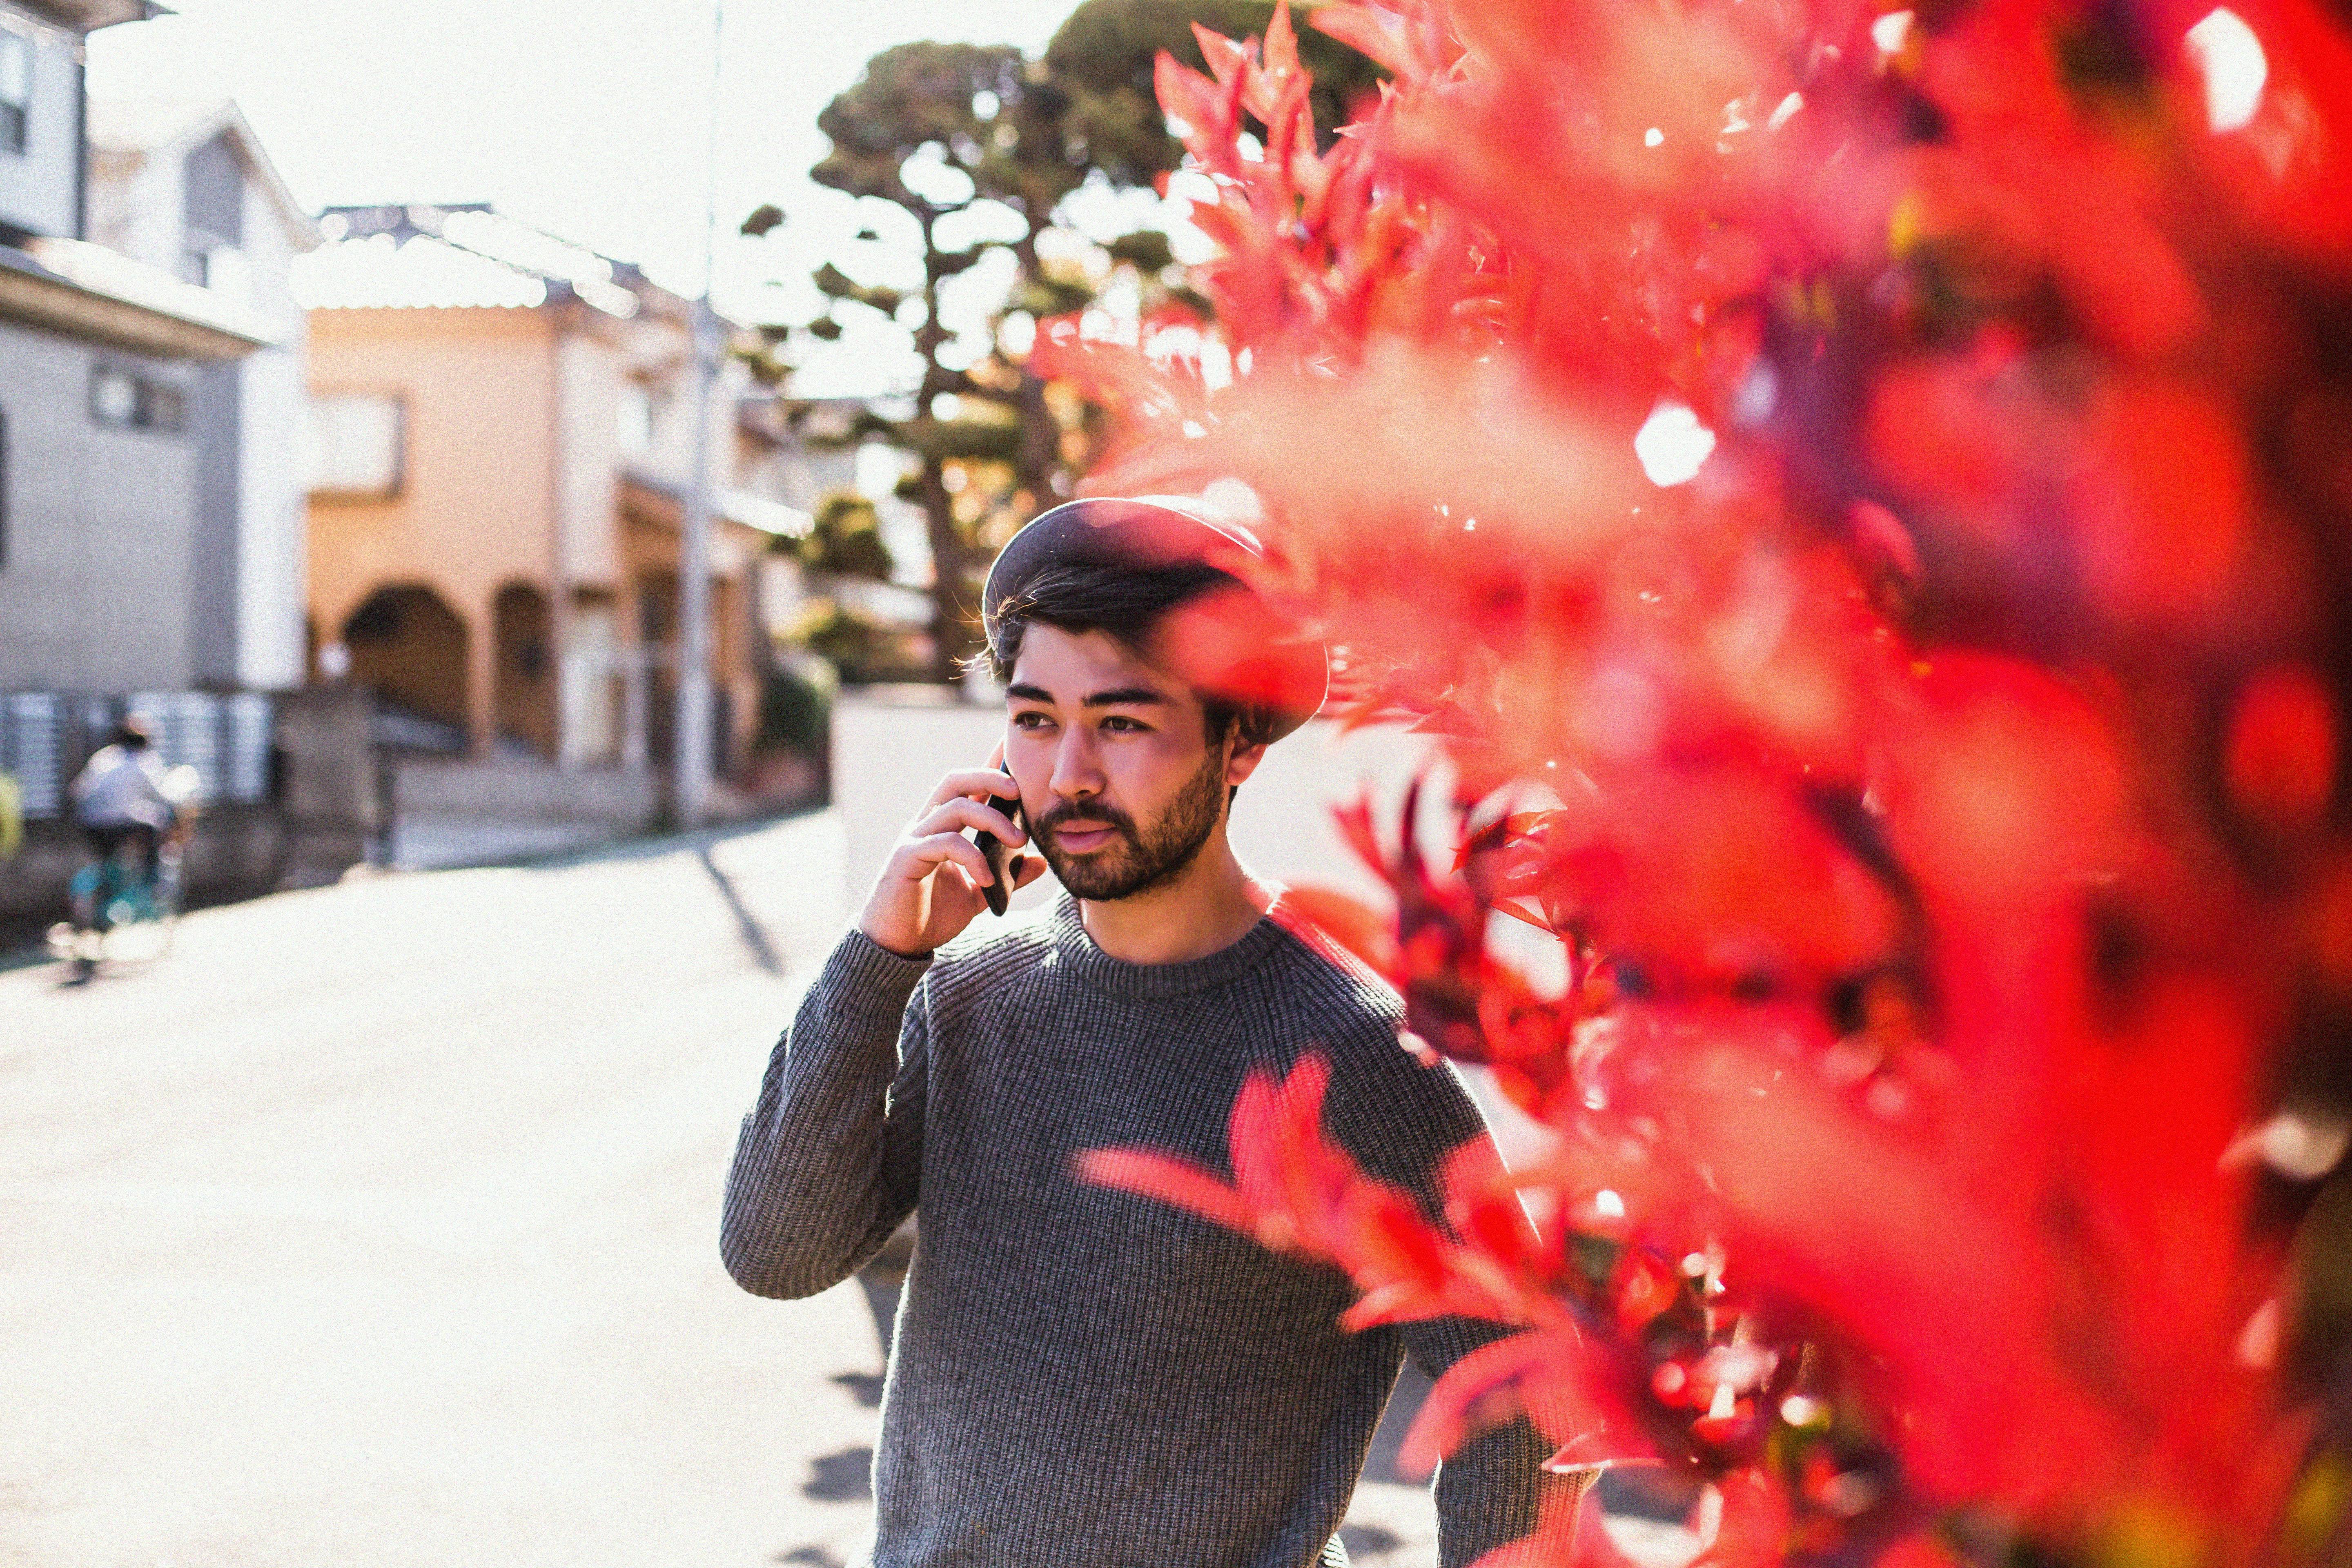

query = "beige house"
295;204;798;774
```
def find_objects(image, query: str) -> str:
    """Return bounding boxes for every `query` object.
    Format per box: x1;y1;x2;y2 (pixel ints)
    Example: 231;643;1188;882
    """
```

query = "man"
722;497;1577;1567
69;715;179;881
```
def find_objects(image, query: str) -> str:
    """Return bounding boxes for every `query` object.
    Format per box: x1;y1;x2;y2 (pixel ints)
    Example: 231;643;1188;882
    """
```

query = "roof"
0;237;280;359
621;468;813;538
86;97;320;252
15;0;165;33
292;205;675;318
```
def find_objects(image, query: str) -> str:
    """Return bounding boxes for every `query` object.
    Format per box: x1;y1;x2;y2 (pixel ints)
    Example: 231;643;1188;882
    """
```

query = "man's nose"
1049;728;1104;800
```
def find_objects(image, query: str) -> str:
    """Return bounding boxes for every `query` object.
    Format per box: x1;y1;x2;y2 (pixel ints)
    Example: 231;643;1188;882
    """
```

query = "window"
89;364;186;434
187;243;253;304
0;32;29;157
617;381;653;457
306;391;405;500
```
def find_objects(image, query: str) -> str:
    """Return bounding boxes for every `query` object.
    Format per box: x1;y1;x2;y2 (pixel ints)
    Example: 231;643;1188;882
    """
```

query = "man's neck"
1077;832;1271;967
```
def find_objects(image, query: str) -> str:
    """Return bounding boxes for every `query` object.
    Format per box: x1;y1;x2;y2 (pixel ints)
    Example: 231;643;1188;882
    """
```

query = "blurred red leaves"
1057;0;2352;1559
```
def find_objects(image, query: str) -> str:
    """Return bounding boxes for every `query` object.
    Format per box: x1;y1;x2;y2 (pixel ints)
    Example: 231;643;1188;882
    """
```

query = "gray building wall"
0;6;83;243
180;131;240;269
183;131;242;683
188;356;239;683
0;321;197;688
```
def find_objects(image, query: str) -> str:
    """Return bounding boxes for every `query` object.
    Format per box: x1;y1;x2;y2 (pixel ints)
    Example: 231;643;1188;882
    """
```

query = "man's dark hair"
111;717;153;750
981;559;1283;751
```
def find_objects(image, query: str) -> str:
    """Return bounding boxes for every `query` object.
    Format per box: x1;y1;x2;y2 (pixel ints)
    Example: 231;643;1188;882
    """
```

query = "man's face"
1004;623;1256;901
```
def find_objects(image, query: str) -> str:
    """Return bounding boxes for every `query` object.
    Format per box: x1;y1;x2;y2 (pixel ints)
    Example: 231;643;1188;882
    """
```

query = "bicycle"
49;765;199;977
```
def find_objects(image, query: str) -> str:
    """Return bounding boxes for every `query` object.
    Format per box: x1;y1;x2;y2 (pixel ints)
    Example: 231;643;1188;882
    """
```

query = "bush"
1055;2;2352;1559
755;657;835;760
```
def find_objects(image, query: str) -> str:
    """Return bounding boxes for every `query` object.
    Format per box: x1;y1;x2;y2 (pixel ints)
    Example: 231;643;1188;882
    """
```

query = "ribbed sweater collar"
1045;893;1288;1000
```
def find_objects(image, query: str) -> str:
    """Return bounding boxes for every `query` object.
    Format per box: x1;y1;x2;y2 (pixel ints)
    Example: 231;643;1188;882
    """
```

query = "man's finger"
902;831;996;886
927;768;1020;809
914;797;1025;844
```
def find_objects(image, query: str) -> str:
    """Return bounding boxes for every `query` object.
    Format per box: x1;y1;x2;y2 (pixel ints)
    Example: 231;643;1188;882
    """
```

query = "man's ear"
1225;735;1269;788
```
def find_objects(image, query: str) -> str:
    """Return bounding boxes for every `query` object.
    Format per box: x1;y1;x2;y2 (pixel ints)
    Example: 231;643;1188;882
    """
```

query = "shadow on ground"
804;1447;874;1503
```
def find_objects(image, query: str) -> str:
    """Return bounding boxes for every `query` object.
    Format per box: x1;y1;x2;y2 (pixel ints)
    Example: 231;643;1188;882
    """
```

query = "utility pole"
675;0;726;829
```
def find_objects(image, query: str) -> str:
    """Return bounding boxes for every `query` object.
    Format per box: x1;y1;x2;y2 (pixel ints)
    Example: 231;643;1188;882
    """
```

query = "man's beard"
1035;749;1226;902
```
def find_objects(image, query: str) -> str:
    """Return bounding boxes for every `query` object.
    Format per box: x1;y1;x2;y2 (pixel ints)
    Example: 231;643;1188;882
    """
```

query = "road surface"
0;813;1459;1568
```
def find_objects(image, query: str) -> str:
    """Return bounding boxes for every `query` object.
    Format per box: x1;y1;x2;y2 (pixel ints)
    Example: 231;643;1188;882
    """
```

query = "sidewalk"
386;811;632;869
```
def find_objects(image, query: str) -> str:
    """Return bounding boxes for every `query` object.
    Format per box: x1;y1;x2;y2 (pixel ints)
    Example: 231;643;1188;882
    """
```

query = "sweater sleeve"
720;928;931;1300
1403;1316;1590;1568
1321;1031;1590;1568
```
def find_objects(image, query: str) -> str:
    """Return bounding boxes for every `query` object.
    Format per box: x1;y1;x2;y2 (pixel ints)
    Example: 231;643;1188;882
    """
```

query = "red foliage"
1060;0;2352;1561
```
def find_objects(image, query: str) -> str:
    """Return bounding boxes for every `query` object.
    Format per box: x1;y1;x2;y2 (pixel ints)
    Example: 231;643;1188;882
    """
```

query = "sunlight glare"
2187;8;2269;133
1635;401;1718;486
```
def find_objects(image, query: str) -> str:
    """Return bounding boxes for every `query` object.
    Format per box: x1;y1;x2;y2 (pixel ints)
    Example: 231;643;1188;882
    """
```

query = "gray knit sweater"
722;896;1554;1568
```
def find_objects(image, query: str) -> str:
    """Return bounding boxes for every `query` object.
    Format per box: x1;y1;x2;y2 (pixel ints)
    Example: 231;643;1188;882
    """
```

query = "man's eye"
1101;715;1147;734
1011;711;1051;730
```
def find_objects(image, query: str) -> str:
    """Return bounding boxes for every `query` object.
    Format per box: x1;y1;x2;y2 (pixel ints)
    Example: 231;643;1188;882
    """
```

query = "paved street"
0;813;1451;1568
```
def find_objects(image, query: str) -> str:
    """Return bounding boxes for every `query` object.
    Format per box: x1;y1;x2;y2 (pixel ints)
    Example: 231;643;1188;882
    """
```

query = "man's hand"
858;749;1043;958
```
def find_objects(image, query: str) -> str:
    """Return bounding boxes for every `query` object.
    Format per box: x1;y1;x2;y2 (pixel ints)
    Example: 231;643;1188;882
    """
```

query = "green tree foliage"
787;490;895;581
1045;0;1386;179
744;2;1385;682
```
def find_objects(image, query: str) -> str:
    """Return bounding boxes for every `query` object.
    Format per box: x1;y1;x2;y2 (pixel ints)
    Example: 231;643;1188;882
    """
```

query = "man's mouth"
1048;820;1121;853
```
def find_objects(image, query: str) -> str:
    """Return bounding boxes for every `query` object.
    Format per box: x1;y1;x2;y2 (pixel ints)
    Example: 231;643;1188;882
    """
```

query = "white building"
0;0;288;701
86;96;318;690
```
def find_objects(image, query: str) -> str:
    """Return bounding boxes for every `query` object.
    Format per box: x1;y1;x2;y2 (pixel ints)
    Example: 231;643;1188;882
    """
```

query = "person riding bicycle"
69;716;181;887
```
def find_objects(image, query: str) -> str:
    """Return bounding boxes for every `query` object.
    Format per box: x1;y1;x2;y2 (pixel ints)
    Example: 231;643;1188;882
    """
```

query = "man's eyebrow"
1004;683;1174;708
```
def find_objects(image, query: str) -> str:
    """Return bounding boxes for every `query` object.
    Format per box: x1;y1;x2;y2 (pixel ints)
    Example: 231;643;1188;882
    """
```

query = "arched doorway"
493;582;555;758
341;585;469;747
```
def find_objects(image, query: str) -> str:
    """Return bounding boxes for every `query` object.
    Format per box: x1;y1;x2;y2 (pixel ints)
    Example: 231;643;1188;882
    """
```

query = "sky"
86;0;1123;390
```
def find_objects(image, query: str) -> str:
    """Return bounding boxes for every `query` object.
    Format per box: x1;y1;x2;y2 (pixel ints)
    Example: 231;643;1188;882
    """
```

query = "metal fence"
0;691;276;820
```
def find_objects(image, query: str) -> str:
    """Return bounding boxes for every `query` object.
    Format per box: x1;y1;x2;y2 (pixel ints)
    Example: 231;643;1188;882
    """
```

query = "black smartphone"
972;764;1023;917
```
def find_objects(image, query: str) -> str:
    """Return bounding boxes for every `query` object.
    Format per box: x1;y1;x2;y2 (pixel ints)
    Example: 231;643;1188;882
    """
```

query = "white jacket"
69;745;176;829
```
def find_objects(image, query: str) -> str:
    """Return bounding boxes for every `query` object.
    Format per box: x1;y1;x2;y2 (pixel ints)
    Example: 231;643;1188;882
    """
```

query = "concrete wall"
829;689;1435;926
0;322;197;688
0;686;379;940
391;756;659;824
0;7;82;242
0;804;287;946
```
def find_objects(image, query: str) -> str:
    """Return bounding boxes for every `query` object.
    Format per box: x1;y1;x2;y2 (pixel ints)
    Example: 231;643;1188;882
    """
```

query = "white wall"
235;170;306;689
88;137;181;271
0;10;83;241
556;331;621;590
